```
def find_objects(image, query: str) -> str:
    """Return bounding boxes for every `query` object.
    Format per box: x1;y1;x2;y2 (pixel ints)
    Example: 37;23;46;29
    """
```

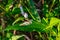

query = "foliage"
0;0;60;40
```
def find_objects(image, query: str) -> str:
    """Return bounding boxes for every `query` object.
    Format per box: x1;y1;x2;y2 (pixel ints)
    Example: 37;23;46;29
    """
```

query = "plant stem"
13;30;16;35
38;32;43;40
49;0;55;12
23;35;31;40
30;32;33;40
0;6;6;13
41;0;44;4
1;12;6;40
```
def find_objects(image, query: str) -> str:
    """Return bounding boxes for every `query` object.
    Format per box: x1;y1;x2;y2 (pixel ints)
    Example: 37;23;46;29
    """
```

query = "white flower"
24;13;28;18
20;6;24;15
20;6;28;18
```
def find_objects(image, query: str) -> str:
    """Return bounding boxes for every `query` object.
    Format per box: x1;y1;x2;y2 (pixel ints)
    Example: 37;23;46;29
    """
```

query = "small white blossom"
24;13;28;18
20;6;24;15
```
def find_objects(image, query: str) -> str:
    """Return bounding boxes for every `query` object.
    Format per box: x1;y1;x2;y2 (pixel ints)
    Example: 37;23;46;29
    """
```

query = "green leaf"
0;26;2;32
49;17;60;27
12;7;21;14
25;0;41;22
56;23;60;40
5;21;46;32
41;18;48;25
9;35;24;40
44;17;60;30
29;0;40;20
6;32;12;38
5;0;13;12
12;17;24;25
